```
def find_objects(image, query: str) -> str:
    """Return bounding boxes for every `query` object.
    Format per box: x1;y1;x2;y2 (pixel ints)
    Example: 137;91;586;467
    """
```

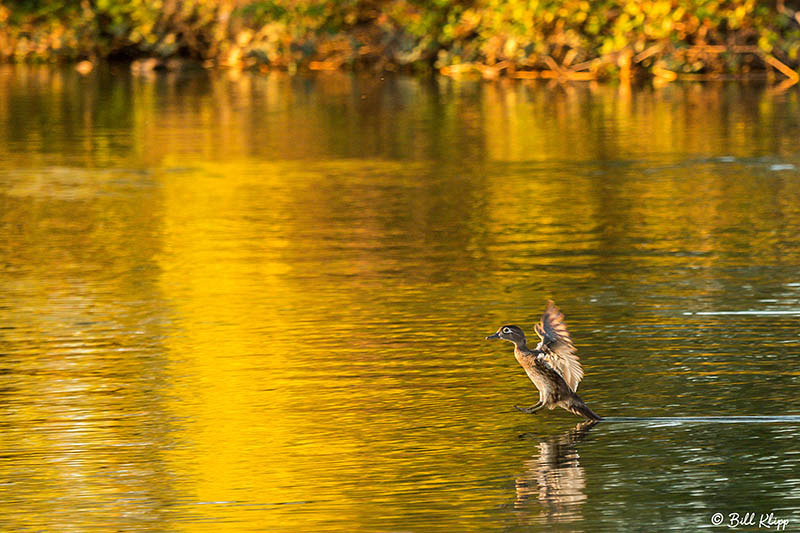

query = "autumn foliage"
1;0;799;80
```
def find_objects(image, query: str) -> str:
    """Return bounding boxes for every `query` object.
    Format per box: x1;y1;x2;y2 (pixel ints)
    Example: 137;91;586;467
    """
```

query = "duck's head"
486;325;527;345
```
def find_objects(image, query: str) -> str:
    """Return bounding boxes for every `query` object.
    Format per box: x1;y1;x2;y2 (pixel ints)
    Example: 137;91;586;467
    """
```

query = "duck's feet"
514;403;543;414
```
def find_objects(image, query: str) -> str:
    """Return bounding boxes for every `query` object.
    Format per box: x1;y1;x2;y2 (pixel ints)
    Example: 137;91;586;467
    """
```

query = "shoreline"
2;2;799;88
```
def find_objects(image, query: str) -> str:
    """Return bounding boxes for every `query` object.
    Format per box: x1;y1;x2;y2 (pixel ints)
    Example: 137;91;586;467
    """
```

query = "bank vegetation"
2;0;799;84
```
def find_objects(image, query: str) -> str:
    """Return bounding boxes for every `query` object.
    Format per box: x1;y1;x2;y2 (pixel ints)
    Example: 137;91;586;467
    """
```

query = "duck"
486;301;601;421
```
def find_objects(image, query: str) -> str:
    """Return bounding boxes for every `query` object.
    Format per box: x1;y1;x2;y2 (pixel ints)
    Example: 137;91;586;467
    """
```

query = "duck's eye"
502;327;511;334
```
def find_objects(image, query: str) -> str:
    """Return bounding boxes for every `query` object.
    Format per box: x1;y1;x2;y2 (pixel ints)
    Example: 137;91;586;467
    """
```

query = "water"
1;65;799;531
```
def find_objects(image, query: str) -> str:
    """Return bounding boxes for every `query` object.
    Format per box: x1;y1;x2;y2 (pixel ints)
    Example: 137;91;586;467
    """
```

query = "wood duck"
486;301;601;421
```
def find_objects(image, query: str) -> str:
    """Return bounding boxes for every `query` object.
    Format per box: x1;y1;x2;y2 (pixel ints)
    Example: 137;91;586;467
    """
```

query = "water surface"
1;65;799;531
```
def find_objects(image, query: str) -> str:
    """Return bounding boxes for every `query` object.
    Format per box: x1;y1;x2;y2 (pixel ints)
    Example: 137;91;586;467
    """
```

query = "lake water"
1;65;799;531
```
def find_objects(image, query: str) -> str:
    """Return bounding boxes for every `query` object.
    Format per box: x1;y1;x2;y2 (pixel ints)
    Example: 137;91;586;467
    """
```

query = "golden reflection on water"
1;65;800;531
514;421;598;527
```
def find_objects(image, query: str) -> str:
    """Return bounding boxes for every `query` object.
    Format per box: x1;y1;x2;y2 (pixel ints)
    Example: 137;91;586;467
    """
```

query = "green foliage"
1;0;799;77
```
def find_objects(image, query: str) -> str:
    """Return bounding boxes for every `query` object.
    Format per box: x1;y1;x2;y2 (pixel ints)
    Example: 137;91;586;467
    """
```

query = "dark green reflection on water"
1;65;799;531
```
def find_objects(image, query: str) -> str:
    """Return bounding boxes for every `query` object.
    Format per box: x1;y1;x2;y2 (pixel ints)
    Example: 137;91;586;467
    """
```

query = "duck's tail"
568;398;603;421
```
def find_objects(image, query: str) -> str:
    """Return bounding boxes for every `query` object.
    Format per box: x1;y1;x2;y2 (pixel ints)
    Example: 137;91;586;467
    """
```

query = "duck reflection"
514;420;598;524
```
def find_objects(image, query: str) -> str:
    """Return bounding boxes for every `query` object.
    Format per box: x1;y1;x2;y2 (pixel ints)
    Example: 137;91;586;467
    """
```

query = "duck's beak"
486;333;500;340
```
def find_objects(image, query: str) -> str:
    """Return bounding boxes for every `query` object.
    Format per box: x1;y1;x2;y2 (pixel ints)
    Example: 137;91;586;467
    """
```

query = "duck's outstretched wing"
534;300;584;391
